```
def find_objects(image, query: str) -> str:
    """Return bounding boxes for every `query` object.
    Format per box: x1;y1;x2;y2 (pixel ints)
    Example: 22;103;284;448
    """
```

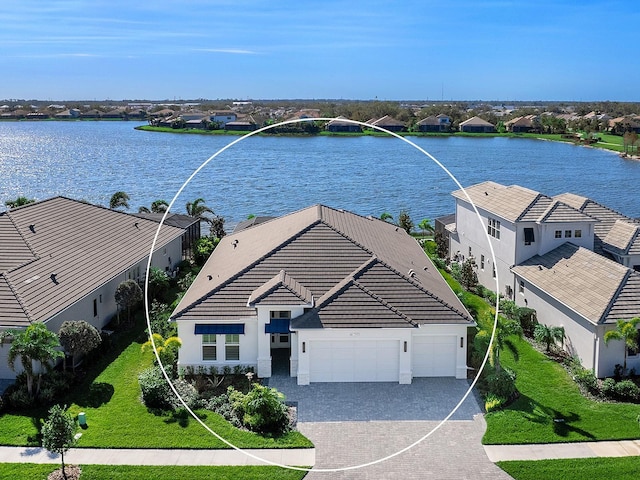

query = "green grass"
0;463;309;480
497;457;640;480
0;323;312;449
483;336;640;444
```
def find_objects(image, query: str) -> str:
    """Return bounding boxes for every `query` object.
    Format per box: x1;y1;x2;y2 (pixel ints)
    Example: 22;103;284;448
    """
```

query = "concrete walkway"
484;439;640;462
0;445;315;466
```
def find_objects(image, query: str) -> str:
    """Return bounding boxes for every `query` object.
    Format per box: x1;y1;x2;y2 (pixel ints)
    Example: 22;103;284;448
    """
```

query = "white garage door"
412;335;457;377
309;339;400;382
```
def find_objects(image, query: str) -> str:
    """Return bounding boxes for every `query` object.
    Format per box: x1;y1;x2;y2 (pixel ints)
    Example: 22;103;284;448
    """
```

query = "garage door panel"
309;339;399;383
412;335;456;377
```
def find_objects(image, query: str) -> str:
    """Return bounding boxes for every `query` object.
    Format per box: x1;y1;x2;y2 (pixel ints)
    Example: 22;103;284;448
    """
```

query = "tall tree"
58;321;102;373
4;196;35;209
398;210;414;234
109;191;130;210
3;323;64;399
139;199;169;214
42;404;77;480
115;280;143;324
475;313;523;373
185;197;213;222
604;317;640;375
418;218;435;237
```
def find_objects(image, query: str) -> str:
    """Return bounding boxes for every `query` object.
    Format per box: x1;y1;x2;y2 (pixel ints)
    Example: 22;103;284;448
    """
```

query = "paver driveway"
268;375;513;479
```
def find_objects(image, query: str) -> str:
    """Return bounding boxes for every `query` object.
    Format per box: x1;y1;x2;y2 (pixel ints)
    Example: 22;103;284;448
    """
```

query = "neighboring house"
367;115;406;132
225;114;258;131
448;181;640;377
132;212;201;261
55;109;81;119
325;116;362;133
449;181;596;298
504;115;539;133
459;116;496;133
0;197;185;379
416;116;441;133
173;205;474;385
210;111;237;128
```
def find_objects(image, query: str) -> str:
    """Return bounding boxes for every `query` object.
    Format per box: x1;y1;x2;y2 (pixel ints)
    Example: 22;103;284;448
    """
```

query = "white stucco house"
172;205;474;385
0;197;187;380
448;181;640;377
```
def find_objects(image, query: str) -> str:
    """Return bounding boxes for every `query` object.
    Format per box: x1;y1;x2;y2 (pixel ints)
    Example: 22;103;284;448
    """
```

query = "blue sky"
2;1;638;101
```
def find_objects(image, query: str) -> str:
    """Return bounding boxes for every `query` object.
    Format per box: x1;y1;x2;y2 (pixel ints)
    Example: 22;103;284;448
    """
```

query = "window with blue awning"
265;318;290;333
194;324;245;335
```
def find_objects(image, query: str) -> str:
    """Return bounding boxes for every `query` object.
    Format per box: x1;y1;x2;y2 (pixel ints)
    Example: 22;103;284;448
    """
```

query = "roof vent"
207;275;213;281
134;222;139;229
50;273;59;284
484;191;489;196
29;224;36;233
408;269;415;277
232;239;239;248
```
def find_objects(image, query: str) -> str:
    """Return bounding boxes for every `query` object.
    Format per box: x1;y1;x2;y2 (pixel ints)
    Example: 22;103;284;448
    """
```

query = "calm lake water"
1;121;639;226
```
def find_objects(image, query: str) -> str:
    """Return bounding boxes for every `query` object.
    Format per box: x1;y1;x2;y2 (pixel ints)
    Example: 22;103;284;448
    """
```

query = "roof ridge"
351;280;418;327
600;268;632;324
319;218;375;257
516;193;548;221
3;212;40;270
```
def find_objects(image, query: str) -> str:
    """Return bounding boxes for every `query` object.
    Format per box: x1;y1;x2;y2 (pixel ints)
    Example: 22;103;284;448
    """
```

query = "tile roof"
554;193;640;254
0;197;185;329
603;220;640;256
172;205;472;328
511;243;640;324
453;182;594;224
248;270;313;306
459;116;494;127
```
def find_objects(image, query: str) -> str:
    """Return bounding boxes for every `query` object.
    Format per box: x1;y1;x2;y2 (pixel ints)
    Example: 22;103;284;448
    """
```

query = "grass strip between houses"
0;463;309;480
0;323;312;449
496;457;640;480
483;335;640;445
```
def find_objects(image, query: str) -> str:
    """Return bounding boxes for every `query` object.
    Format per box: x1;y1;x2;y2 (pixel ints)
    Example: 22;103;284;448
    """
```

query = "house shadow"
509;393;596;440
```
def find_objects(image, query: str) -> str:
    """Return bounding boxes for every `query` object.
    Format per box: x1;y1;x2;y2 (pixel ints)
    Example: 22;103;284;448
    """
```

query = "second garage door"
412;335;457;377
309;339;400;382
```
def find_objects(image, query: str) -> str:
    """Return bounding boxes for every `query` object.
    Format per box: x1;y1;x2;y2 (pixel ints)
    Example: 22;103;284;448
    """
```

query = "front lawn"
0;464;309;480
0;324;312;449
483;336;640;444
497;457;640;480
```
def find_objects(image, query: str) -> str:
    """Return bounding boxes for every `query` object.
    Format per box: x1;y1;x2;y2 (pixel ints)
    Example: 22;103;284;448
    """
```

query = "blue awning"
194;324;245;335
265;318;290;334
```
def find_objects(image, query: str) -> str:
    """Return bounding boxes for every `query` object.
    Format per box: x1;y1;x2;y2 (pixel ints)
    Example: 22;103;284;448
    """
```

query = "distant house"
325;116;361;133
225;115;258;131
81;109;102;119
210;111;237;128
0;198;186;380
367;115;406;132
448;181;640;378
459;116;496;133
417;115;451;133
504;115;539;133
55;109;81;119
173;205;473;385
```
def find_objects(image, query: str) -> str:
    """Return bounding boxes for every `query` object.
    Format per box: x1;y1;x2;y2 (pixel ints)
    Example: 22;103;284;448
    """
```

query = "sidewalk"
0;445;315;466
484;439;640;462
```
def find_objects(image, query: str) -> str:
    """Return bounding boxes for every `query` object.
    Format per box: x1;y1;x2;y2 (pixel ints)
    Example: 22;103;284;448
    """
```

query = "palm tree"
109;191;130;210
138;199;169;214
534;323;565;352
418;218;435;237
186;198;214;223
4;196;35;209
380;212;393;222
604;317;640;375
475;313;523;373
2;323;64;399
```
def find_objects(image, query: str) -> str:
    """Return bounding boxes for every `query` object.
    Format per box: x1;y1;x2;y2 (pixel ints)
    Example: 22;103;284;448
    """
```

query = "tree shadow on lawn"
161;408;208;428
74;382;115;408
509;393;596;440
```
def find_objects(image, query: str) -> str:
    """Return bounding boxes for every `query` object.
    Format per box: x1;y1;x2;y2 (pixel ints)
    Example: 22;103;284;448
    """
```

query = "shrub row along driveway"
268;376;513;479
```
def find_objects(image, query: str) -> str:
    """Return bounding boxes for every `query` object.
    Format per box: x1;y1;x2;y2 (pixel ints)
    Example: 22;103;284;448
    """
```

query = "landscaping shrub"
8;386;31;409
573;368;599;395
228;384;290;436
612;380;640;402
601;378;616;398
138;366;172;410
484;368;517;400
168;378;200;410
484;393;506;412
516;307;537;337
431;257;448;270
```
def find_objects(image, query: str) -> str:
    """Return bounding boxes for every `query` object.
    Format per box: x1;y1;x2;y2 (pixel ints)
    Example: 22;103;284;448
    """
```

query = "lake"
1;121;638;227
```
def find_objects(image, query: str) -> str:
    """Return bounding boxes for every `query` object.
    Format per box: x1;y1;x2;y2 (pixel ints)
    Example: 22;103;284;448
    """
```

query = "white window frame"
487;218;501;239
225;334;240;361
519;280;525;294
202;334;217;361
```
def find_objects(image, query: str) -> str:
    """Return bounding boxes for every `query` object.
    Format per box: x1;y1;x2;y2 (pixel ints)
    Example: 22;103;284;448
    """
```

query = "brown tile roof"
248;270;313;306
512;243;640;324
459;116;494;127
0;197;185;329
172;205;472;328
453;182;594;224
603;220;640;256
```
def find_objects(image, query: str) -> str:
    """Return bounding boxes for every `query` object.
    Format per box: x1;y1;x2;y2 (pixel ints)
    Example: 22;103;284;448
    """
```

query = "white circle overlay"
143;117;500;473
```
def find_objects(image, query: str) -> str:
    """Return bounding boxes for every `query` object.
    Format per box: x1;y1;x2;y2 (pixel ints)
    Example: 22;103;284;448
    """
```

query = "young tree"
434;231;448;258
115;280;143;324
4;323;64;399
109;191;130;210
41;404;77;480
141;333;183;368
147;267;170;302
459;257;478;291
398;210;414;234
604;317;640;375
533;323;565;352
58;321;102;373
